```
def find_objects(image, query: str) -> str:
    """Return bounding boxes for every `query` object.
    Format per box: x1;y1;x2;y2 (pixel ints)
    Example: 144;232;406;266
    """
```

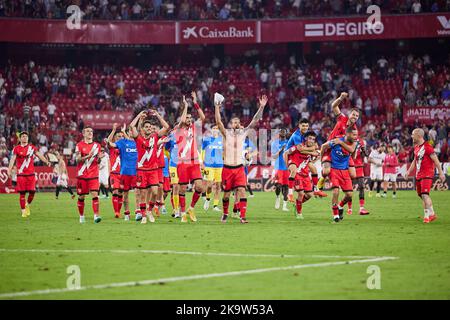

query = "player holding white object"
98;147;110;199
368;144;386;197
405;128;445;223
382;145;399;198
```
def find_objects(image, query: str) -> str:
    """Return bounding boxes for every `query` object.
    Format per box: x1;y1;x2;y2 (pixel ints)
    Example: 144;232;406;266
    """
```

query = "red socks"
148;201;155;212
359;199;365;207
239;198;247;218
92;197;99;215
348;200;352;210
139;203;147;217
296;199;302;214
112;194;119;213
190;191;201;208
233;202;240;213
77;198;85;216
311;174;318;188
118;195;123;212
27;192;35;205
223;198;230;215
179;194;186;212
332;204;339;216
288;177;295;190
19;193;26;210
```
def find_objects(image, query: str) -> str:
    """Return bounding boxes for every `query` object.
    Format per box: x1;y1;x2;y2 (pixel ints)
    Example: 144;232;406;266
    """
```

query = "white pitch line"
0;256;398;299
0;248;383;260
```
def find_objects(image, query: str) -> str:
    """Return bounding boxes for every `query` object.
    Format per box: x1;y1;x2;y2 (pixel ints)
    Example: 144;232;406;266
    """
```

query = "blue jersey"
286;129;305;151
202;136;224;168
165;135;178;168
163;155;170;177
271;139;288;171
115;138;138;176
329;137;352;170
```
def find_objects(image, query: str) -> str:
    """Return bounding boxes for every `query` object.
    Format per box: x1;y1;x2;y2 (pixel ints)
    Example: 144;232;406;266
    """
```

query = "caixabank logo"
436;16;450;35
179;22;257;43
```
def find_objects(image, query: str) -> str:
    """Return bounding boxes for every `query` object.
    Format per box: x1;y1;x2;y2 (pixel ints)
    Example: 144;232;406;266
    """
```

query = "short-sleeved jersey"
75;141;101;179
115;138;138;176
174;124;199;164
328;113;358;140
13;144;38;176
136;134;159;171
369;149;386;169
414;141;436;179
271;139;288;171
285;129;305;151
353;138;365;167
297;147;312;177
202;136;224;168
109;146;121;174
329;137;353;170
165;135;179;168
384;153;399;174
156;136;166;168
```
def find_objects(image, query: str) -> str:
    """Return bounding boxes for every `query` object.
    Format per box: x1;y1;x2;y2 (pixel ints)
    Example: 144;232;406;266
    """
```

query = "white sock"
424;209;431;218
283;201;287;206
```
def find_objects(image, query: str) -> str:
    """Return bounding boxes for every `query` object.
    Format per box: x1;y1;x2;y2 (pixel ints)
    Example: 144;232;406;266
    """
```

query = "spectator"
47;101;56;122
411;0;422;13
361;65;372;85
32;104;40;124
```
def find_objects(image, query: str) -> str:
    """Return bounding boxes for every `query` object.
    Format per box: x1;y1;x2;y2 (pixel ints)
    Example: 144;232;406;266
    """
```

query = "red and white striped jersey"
136;134;159;171
76;141;101;179
13;144;38;176
109;146;121;174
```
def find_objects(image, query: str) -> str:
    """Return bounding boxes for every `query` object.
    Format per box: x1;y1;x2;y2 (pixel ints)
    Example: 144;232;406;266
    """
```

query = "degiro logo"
182;26;254;39
305;21;384;37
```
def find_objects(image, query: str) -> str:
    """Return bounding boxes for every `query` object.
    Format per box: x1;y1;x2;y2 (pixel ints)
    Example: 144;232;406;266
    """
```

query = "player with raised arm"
321;127;358;223
352;137;370;215
294;131;320;219
317;92;360;192
74;126;102;223
215;94;268;224
404;128;446;224
382;145;399;198
7;131;51;217
368;144;386;198
107;125;124;218
271;128;289;211
130;110;170;224
107;123;139;221
173;92;206;223
202;125;224;212
283;119;326;202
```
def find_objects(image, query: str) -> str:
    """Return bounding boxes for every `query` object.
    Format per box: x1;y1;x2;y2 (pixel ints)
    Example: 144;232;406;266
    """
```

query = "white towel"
214;92;225;105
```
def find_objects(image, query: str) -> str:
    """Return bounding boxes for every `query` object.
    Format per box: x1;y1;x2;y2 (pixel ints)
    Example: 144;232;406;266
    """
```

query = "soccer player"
154;130;167;217
202;125;224;212
383;145;399;198
405;128;445;223
161;152;171;215
173;92;206;223
75;126;102;223
321;127;358;223
107;123;138;221
7;131;51;217
271;128;289;211
284;119;326;202
165;133;181;218
54;151;75;200
130;110;170;224
318;92;359;192
352;137;370;215
107;127;124;218
215;94;268;224
98;147;110;199
368;144;386;197
294;132;320;219
243;136;257;198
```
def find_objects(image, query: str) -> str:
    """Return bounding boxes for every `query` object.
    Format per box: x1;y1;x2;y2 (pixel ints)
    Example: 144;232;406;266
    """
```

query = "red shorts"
330;168;353;192
275;170;289;186
416;178;433;197
222;165;247;192
177;163;202;184
287;151;302;167
136;169;159;189
76;178;99;195
322;149;331;163
163;176;171;192
110;173;121;190
355;166;364;178
294;174;312;192
158;168;164;184
16;174;36;192
120;175;136;192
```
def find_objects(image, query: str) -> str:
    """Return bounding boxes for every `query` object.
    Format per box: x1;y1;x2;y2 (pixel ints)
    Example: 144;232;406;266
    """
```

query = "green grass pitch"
0;190;449;300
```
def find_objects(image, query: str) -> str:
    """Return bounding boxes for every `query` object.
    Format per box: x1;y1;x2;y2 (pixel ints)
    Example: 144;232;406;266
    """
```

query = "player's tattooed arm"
192;91;206;123
7;154;16;178
331;92;348;116
430;153;446;182
332;138;356;154
214;101;227;137
247;95;268;129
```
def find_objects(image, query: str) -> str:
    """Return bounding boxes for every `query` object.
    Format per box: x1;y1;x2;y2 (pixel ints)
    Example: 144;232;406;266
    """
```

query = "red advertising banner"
0;14;448;45
403;106;450;125
79;111;133;130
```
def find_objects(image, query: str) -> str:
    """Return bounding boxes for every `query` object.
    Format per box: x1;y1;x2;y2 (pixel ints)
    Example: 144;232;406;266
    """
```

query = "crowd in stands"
0;51;449;167
1;0;449;21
